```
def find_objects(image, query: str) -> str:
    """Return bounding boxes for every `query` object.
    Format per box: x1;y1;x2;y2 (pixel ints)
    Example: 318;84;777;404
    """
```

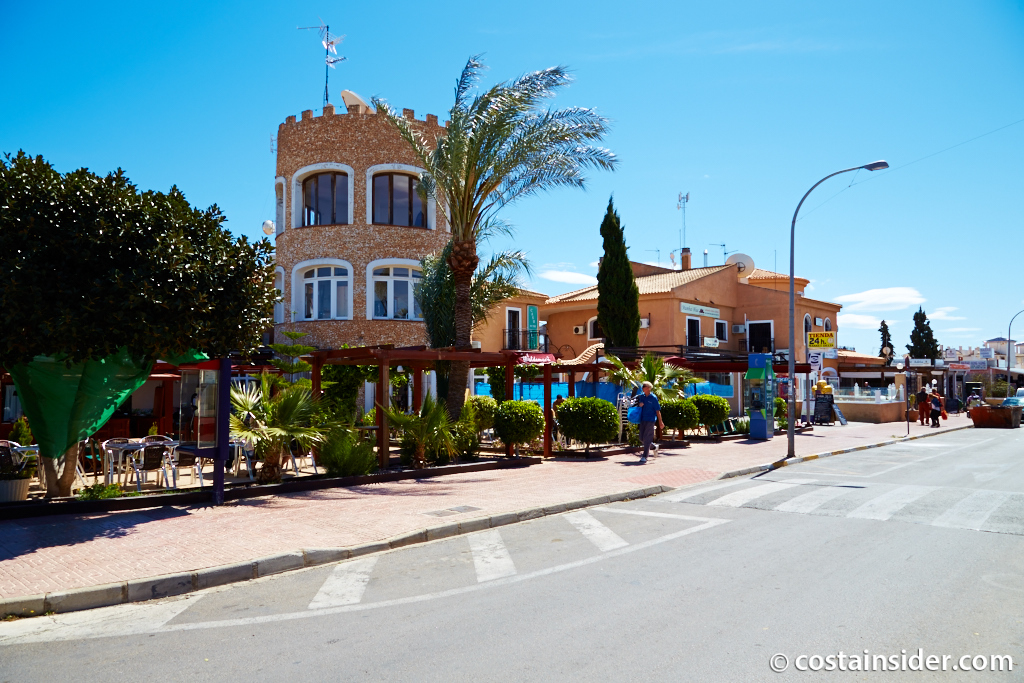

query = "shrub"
555;397;618;453
467;395;497;433
484;367;506;402
361;408;376;427
8;416;31;446
691;394;731;432
493;400;545;449
735;417;750;434
774;396;788;419
624;422;641;448
661;398;699;438
76;483;127;500
318;426;377;477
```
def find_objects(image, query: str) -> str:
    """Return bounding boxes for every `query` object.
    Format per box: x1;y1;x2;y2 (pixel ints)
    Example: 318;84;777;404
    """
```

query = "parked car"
1001;397;1023;407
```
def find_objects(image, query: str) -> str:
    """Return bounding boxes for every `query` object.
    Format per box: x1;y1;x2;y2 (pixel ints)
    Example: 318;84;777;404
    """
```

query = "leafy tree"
493;400;545;451
386;393;456;469
376;56;616;419
596;198;640;348
691;394;731;433
878;320;893;358
229;374;322;483
906;307;940;359
660;398;699;438
0;152;275;496
555;397;618;454
605;353;697;400
270;331;315;384
467;395;497;434
321;359;378;422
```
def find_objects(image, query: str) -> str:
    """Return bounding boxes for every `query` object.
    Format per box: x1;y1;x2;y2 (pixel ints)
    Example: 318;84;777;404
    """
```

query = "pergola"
309;345;812;466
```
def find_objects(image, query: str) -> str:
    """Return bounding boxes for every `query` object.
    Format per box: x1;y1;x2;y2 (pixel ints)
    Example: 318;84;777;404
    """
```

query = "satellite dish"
262;220;275;235
726;252;755;275
340;90;372;112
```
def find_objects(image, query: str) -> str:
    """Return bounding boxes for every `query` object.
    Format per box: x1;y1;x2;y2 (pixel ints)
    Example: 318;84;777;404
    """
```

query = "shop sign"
703;336;719;348
679;302;720;318
909;358;932;367
823;348;839;359
948;363;970;370
980;348;995;359
967;360;988;370
807;332;836;349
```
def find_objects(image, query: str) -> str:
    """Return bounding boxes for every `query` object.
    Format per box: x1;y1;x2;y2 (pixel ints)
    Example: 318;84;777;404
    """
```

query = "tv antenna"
709;243;738;265
298;20;346;108
647;249;661;267
676;191;689;252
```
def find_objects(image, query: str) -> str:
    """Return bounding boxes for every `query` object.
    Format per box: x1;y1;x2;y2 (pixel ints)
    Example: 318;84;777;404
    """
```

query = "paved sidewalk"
0;415;971;599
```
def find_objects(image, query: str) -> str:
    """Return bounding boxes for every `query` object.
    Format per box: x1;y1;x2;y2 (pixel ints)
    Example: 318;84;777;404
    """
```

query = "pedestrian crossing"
668;478;1024;535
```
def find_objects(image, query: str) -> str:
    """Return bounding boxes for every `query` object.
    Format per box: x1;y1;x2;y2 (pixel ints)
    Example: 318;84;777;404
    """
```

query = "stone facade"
273;99;449;349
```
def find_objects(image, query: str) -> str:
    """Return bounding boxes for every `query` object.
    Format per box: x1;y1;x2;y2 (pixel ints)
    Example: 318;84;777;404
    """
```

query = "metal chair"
168;447;203;489
0;441;18;471
127;444;171;491
143;434;173;443
231;442;256;482
101;438;130;484
282;443;317;476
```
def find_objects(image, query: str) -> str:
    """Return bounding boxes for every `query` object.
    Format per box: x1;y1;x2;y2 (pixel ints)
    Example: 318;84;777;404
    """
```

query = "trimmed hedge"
661;398;699;436
691;394;731;429
555;397;618;452
493;400;545;448
468;395;497;433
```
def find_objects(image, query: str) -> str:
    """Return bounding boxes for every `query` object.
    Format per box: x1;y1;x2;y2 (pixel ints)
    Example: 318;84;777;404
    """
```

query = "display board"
813;394;834;425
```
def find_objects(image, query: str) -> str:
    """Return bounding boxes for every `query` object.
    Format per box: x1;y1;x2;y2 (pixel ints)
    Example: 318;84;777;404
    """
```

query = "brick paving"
0;415;971;599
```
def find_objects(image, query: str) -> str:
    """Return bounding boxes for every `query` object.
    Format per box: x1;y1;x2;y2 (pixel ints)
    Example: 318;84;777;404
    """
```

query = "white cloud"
538;270;598;286
929;306;966;321
940;327;981;333
833;287;925;311
588;261;600;269
837;314;892;330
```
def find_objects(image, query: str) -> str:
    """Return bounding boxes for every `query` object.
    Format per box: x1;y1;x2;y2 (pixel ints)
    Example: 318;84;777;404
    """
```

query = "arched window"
804;314;812;334
301;266;350;320
588;316;604;341
824;318;832;332
371;265;423;320
373;173;426;227
302;172;349;226
273;269;284;324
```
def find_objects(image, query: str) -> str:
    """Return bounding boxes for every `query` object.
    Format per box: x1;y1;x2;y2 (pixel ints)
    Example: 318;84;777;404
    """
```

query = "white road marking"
706;479;818;508
0;515;731;643
661;479;748;502
846;485;935;520
565;510;628;551
775;485;857;514
931;490;1013;530
307;555;379;609
467;529;517;582
596;509;727;521
857;439;994;478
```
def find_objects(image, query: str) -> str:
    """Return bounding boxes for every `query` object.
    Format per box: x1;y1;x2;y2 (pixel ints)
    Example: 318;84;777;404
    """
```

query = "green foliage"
318;426;377;478
691;394;731;429
321;357;378;422
596;198;640;347
386;393;456;469
515;364;541;380
361;408;376;426
493;400;545;448
878;320;892;358
147;421;159;436
9;417;32;446
661;398;699;435
270;331;315;382
76;483;129;500
485;367;507;402
906;308;940;359
605;353;697;400
735;417;750;435
774;396;788;419
624;422;641;448
0;152;276;367
555;397;618;452
467;395;497;432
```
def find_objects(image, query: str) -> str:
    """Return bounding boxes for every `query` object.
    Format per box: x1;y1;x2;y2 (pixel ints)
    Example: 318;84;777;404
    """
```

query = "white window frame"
290;259;354;322
686;316;702;346
746;319;775;353
274;177;286;236
824;317;833;332
365;164;436;229
273;266;285;324
365;257;424;321
506;307;523;350
290;163;355;229
714;318;728;342
587;315;603;341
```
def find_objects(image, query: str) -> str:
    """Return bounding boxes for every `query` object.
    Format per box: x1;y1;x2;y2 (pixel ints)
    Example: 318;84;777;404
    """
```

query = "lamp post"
896;361;908;436
787;160;889;458
1009;308;1024;397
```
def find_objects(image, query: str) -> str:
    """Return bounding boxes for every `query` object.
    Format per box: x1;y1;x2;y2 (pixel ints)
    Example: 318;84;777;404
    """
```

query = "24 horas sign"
807;332;836;349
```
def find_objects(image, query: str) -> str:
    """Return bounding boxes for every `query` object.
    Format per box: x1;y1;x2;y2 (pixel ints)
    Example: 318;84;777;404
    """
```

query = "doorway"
748;322;773;353
687;318;701;348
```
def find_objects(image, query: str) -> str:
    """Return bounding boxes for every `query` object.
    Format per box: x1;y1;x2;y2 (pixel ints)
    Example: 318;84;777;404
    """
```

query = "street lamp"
896;361;908;436
1009;308;1024;397
787;160;889;458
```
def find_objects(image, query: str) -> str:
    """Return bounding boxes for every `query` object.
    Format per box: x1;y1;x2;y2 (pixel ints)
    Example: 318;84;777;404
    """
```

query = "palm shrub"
661;398;699;439
318;426;377;478
229;373;323;484
467;395;497;435
691;394;731;434
555;397;618;454
385;393;456;469
493;400;545;452
605;352;697;399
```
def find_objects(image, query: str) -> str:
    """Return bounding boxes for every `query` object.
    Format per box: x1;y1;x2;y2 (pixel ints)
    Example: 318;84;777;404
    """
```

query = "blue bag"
627;406;642;424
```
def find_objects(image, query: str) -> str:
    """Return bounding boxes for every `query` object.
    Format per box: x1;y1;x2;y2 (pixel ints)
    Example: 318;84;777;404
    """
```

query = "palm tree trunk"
446;240;479;418
259;444;283;484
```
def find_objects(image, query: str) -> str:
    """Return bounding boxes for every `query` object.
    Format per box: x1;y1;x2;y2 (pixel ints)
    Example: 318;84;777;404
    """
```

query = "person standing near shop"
636;381;664;464
916;386;929;427
929;389;944;428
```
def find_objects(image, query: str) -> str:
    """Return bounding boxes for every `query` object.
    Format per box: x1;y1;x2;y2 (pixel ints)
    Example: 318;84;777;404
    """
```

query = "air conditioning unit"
573;325;585;335
640;317;650;329
732;324;746;334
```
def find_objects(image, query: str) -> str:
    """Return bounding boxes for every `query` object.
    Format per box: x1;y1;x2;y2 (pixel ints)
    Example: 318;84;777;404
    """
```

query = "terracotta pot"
0;478;31;503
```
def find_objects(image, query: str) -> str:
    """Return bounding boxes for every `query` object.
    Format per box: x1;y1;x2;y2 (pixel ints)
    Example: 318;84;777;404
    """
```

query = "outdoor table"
104;442;145;486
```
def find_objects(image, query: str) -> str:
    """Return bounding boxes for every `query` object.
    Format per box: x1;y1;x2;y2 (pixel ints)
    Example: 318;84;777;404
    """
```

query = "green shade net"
8;348;210;459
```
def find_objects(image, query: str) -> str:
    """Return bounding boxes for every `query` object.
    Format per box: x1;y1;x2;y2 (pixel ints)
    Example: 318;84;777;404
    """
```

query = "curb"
716;423;975;480
0;485;672;619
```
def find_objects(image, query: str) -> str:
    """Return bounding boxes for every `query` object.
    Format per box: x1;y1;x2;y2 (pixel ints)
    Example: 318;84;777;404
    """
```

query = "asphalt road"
1;427;1022;682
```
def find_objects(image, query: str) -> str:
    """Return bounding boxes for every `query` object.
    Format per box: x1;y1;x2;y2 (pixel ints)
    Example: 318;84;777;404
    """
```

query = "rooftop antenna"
298;19;346;108
709;243;738;265
676;191;689;252
647;249;661;267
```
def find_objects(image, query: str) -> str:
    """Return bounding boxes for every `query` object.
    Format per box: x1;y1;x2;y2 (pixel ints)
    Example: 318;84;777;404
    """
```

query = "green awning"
744;367;766;380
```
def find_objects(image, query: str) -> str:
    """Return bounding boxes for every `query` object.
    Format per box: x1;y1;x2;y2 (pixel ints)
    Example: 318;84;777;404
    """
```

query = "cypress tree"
906;308;940;359
596;198;640;348
878;320;892;358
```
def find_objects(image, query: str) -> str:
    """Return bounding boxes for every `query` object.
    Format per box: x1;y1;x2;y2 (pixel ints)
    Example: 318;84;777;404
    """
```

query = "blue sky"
2;1;1022;355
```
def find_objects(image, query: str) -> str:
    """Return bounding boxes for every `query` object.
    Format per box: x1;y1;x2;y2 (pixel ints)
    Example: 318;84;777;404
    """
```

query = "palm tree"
605;353;698;400
375;56;616;417
230;373;322;484
384;393;456;469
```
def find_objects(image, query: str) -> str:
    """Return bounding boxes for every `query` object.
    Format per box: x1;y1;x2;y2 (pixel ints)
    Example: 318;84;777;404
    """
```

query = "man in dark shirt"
916;387;929;426
636;381;664;464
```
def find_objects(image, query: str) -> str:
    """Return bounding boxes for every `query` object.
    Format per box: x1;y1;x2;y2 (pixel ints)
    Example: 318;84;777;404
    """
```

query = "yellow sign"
807;332;836;349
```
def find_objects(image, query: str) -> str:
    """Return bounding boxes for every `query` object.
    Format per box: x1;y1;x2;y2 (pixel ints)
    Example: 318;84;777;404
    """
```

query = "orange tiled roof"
546;266;729;304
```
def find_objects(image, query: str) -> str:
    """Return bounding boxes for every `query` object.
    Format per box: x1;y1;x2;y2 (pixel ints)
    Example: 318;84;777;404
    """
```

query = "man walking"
916;386;929;427
636;381;664;464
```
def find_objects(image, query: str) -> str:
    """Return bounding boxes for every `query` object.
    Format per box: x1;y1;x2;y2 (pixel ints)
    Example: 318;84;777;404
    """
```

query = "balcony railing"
746;337;775;354
503;329;548;352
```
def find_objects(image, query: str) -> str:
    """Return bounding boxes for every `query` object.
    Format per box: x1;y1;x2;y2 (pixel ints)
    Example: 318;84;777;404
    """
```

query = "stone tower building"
272;91;448;349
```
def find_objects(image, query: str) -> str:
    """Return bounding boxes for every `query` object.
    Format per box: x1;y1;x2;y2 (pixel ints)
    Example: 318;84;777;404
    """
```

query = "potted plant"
0;461;34;503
